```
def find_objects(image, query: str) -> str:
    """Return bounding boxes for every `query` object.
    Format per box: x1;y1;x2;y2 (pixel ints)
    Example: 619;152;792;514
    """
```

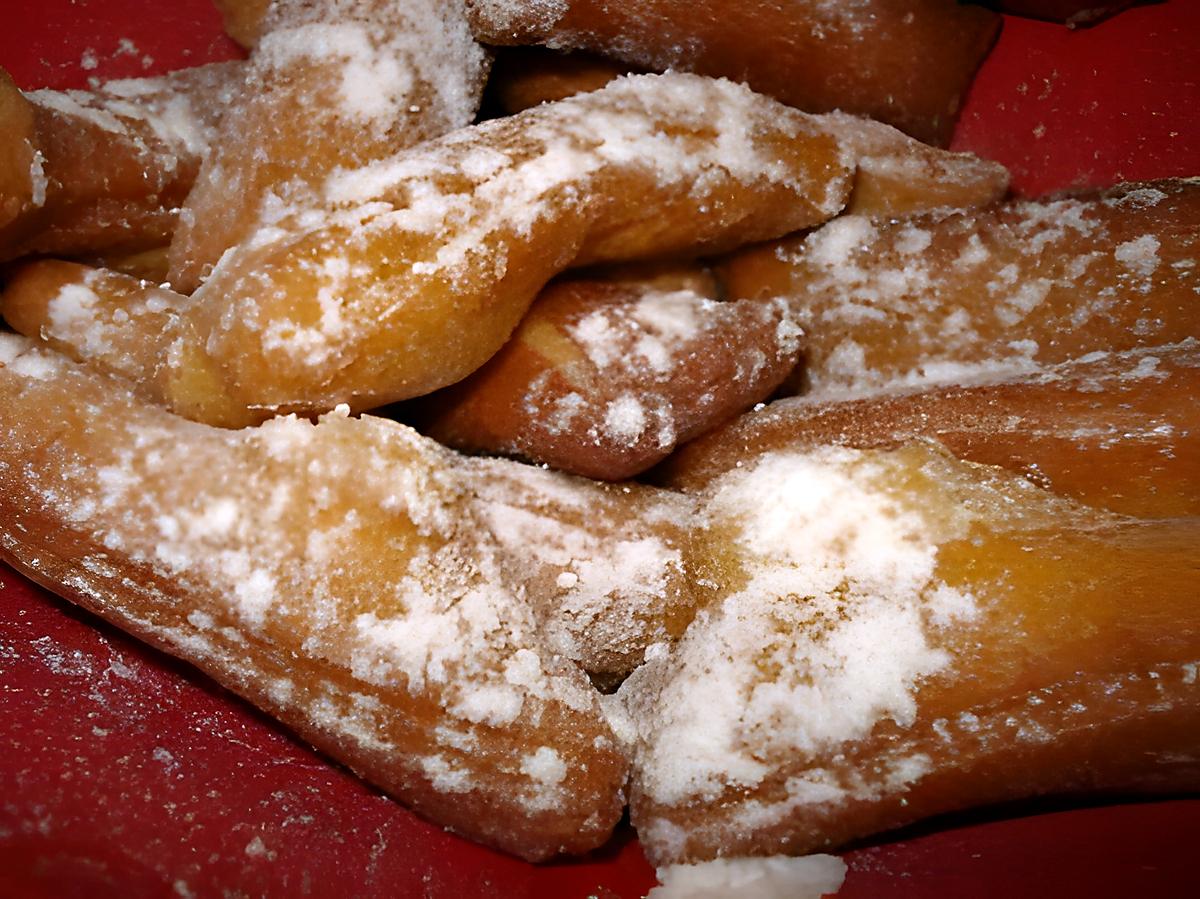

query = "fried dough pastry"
829;112;1009;217
2;260;190;384
168;0;489;293
0;334;632;861
720;179;1200;398
615;442;1200;865
403;124;1004;479
486;57;1011;216
5;74;854;427
417;280;803;480
0;62;240;262
461;457;700;678
659;341;1200;519
466;0;1001;146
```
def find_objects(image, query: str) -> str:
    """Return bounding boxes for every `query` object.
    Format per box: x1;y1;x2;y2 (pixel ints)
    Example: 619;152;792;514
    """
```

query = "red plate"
2;2;1198;897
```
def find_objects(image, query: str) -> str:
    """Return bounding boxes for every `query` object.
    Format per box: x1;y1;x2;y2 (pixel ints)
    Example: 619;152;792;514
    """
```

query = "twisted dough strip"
460;456;700;678
3;74;853;427
659;341;1200;519
3;337;1196;865
2;105;1009;478
486;53;1011;217
615;441;1200;865
407;122;1007;478
0;264;701;676
719;179;1200;399
466;0;1000;146
169;0;490;293
0;335;634;860
0;62;241;262
416;278;803;480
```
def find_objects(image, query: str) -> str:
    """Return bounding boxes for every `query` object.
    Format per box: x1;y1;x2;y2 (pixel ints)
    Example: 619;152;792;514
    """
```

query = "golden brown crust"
0;62;242;262
168;0;490;293
657;341;1200;518
718;179;1200;398
485;55;1012;217
416;279;802;480
0;69;39;239
467;0;1001;146
0;336;629;860
620;443;1200;864
212;0;273;48
6;74;854;428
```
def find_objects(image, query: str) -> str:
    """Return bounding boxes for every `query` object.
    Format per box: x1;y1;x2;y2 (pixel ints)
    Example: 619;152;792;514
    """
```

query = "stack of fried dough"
1;0;1196;889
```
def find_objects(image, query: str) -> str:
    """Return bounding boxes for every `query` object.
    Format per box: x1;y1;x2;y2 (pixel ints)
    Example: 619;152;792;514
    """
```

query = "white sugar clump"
46;278;109;356
520;746;568;786
649;855;847;899
29;151;48;207
26;89;127;134
618;446;982;808
0;336;64;381
604;394;648;445
1114;234;1161;278
470;0;569;33
259;0;486;137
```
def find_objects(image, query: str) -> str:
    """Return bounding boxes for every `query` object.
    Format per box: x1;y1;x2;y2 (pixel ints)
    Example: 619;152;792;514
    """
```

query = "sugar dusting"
650;854;847;899
0;341;610;813
618;446;984;814
773;183;1197;398
179;72;845;417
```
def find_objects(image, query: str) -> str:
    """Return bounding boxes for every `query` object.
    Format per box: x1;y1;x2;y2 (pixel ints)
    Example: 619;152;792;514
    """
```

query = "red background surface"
2;2;1198;897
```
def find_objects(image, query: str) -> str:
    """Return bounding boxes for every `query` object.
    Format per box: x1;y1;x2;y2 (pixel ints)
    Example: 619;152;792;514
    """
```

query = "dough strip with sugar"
618;441;1200;865
718;178;1200;400
0;62;241;262
4;73;856;427
415;277;804;480
0;335;633;861
167;0;490;293
465;0;1000;146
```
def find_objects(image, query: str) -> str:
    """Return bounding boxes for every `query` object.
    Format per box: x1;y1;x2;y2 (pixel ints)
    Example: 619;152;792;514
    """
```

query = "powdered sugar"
649;854;847;899
619;446;983;810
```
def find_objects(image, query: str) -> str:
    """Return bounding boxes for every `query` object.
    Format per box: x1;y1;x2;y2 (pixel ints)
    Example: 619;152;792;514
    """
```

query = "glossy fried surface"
618;443;1200;864
828;111;1009;217
417;279;802;480
3;260;187;383
213;0;272;48
485;58;1011;216
659;341;1200;518
0;335;629;861
5;74;853;427
467;0;1000;145
0;62;241;262
719;179;1200;399
168;0;489;293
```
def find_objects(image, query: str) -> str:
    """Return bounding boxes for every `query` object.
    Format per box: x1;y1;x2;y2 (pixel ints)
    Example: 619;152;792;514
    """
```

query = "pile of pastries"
1;0;1195;892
